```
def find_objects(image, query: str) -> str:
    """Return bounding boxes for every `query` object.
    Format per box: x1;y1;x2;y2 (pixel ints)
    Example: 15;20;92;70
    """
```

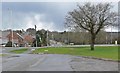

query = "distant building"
23;35;34;46
0;30;10;45
0;29;35;47
7;31;24;47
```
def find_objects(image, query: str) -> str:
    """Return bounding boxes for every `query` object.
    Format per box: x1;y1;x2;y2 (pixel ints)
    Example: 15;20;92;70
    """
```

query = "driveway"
2;54;118;71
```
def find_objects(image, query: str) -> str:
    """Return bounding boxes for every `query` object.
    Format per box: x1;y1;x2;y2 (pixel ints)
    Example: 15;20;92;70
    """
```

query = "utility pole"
35;25;37;47
8;8;13;47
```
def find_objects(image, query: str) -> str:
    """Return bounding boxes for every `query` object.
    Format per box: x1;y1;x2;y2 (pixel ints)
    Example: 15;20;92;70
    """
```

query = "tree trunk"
90;35;95;51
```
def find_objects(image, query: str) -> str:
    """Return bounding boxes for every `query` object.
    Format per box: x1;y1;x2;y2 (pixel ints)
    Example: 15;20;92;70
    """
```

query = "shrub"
5;41;12;47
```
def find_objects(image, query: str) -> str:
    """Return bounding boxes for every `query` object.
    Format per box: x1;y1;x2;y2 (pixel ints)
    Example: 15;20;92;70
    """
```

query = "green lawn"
0;54;2;56
10;48;28;54
0;54;8;57
32;46;119;61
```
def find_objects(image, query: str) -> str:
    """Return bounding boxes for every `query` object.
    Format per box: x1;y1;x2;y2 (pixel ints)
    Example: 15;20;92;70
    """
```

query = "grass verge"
0;54;8;57
10;48;28;54
32;46;119;61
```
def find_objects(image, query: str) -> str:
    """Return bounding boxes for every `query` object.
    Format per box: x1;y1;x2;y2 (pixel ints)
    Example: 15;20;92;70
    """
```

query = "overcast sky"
2;2;118;32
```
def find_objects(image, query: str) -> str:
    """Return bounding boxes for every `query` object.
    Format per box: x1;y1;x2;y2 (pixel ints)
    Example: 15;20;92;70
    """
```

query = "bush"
5;41;12;47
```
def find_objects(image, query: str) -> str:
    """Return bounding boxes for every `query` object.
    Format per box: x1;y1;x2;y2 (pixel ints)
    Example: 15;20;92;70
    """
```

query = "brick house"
23;35;34;47
7;31;24;47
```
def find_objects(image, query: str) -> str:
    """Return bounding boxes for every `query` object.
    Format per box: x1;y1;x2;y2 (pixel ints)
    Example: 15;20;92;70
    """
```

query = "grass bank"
0;54;8;57
10;48;28;54
32;46;119;61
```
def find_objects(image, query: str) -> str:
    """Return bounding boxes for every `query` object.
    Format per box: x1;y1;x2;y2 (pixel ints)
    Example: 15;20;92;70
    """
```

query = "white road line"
30;55;47;67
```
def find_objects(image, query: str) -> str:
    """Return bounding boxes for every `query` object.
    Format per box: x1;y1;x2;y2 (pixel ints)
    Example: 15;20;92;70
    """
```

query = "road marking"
30;55;47;67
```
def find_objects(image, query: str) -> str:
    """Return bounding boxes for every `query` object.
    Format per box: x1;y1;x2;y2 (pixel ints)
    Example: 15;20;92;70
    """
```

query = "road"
0;45;119;71
2;54;118;71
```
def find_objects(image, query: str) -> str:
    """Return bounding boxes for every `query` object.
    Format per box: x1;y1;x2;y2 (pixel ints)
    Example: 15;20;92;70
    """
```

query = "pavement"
2;54;118;71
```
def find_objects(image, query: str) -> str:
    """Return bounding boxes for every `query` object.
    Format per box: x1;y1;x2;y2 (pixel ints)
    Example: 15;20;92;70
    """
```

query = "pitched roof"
7;31;23;40
24;35;34;43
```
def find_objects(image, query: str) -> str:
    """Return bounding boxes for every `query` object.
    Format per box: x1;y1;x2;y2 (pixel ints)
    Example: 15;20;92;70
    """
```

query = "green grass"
0;54;2;56
32;46;119;61
10;48;28;54
0;54;8;57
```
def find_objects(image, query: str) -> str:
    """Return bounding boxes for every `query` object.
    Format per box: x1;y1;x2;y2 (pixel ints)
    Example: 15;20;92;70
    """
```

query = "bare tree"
65;3;117;50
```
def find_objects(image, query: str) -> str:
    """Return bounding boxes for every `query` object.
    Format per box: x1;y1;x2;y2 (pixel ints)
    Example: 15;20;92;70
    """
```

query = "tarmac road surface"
2;54;118;71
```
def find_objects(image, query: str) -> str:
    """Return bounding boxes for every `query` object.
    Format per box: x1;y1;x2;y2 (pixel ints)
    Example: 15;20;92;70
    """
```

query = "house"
7;31;24;47
0;30;10;47
23;35;34;47
0;29;35;47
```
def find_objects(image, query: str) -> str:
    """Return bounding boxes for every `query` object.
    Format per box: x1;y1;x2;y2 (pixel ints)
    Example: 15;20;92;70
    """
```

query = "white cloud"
24;13;55;31
2;11;60;31
2;2;118;32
